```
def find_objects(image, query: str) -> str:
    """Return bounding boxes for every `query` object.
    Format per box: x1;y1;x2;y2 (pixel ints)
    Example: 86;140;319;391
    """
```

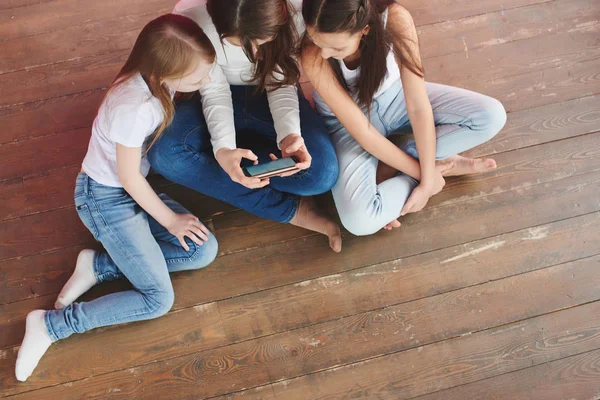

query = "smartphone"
243;157;299;179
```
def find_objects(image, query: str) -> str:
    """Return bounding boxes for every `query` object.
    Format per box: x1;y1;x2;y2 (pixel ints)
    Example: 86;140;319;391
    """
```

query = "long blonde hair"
111;13;216;151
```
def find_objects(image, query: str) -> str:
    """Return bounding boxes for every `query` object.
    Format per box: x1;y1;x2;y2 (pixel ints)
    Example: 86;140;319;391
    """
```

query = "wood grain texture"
2;0;599;397
0;128;89;182
7;257;599;398
411;349;600;400
2;135;599;317
418;0;599;60
214;131;600;255
0;13;150;74
0;0;55;11
0;0;172;40
0;50;127;108
405;0;551;26
0;89;104;144
216;301;600;399
465;94;600;157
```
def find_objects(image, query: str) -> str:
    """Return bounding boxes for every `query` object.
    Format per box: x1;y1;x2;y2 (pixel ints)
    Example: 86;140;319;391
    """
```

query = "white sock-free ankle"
55;249;97;309
15;310;53;382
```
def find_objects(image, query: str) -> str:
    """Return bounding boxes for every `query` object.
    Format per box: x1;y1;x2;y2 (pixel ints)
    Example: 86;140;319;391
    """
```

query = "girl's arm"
116;144;209;250
387;3;437;186
301;43;422;180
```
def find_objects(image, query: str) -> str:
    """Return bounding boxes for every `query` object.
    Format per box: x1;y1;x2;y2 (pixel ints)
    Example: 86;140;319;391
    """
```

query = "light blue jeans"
317;81;507;236
45;173;219;341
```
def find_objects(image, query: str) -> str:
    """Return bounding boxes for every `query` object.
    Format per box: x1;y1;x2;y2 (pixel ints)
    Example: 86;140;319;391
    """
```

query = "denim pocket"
76;203;100;240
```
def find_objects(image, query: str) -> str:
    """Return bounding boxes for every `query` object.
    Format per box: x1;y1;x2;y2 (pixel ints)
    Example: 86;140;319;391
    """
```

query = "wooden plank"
4;167;598;352
1;302;227;397
3;135;600;308
405;0;551;26
418;0;599;60
412;349;600;400
0;89;104;145
216;212;600;343
0;207;93;261
0;1;55;11
0;163;233;222
0;1;594;146
0;13;150;74
0;0;172;41
216;301;600;399
3;93;599;223
0;50;126;108
459;57;600;113
0;127;89;182
0;0;600;111
464;94;600;158
0;165;80;222
174;169;600;310
215;132;600;254
5;254;599;397
3;204;598;350
424;25;600;87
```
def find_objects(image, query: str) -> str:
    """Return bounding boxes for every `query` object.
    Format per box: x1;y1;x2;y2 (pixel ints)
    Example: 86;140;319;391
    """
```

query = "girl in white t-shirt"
15;14;218;382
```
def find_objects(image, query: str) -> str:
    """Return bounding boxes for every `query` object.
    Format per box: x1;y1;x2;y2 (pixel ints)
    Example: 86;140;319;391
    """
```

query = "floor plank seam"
4;248;600;397
201;299;600;399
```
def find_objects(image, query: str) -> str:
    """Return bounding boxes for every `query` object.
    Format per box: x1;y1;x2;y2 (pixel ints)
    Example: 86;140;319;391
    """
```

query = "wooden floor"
1;0;600;398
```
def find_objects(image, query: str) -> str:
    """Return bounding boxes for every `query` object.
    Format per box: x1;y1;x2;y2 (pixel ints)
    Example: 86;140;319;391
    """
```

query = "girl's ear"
362;24;371;36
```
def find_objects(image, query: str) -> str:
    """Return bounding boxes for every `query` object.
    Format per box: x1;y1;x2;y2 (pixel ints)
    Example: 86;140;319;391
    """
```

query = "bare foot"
440;155;497;177
290;197;342;253
382;219;401;231
376;161;398;185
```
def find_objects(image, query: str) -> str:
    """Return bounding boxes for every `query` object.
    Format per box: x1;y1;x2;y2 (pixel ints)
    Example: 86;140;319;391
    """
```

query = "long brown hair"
206;0;300;92
111;13;216;151
302;0;424;108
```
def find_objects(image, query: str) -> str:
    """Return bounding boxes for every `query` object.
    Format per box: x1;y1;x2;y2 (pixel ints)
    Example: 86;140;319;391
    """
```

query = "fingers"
285;137;305;153
401;194;416;216
240;176;270;189
239;149;258;162
193;220;210;236
177;236;190;252
293;148;312;170
269;153;279;161
278;168;301;178
189;226;208;242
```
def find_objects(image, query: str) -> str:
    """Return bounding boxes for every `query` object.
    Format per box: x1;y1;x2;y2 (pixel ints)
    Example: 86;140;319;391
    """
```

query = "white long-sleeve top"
176;2;304;155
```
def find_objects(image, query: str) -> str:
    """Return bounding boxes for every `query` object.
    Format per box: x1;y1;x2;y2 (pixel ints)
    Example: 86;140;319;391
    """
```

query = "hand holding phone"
215;148;271;189
279;134;312;171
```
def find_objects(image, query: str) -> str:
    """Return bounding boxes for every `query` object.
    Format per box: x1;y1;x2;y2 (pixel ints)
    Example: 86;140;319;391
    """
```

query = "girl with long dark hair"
302;0;507;236
149;0;342;252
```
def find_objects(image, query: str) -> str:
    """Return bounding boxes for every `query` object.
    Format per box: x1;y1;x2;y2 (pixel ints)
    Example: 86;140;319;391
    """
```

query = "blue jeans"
45;173;219;342
148;86;339;224
318;81;507;236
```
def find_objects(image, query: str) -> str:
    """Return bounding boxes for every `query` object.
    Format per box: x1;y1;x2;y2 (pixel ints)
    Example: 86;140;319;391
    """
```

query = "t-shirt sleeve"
109;102;158;148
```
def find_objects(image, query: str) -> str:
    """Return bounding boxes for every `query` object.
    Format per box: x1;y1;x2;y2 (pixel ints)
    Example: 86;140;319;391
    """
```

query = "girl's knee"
193;234;219;269
479;98;507;140
145;286;175;318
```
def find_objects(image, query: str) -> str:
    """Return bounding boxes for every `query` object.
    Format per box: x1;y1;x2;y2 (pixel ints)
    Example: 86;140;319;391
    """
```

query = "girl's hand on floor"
166;213;210;251
216;148;271;189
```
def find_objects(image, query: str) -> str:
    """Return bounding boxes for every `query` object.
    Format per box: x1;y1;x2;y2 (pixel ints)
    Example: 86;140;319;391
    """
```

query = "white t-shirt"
176;0;304;155
82;73;171;187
